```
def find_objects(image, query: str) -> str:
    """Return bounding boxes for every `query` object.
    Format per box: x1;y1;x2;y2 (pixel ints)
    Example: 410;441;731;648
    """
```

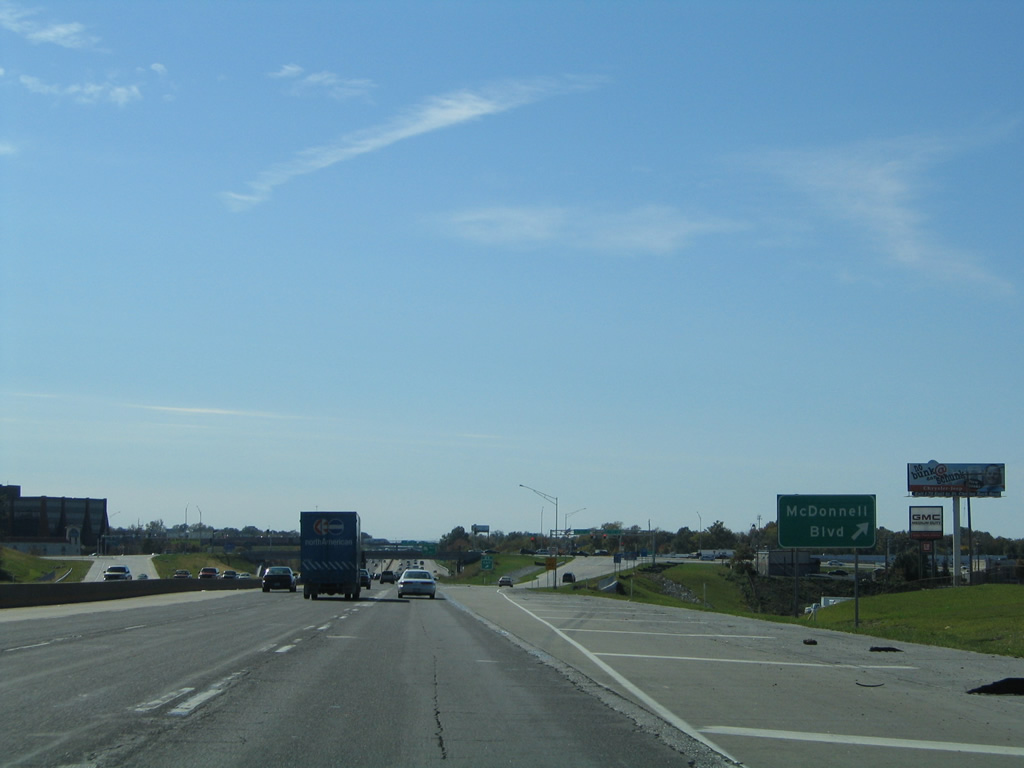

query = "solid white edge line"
500;592;742;765
702;726;1024;756
567;629;774;639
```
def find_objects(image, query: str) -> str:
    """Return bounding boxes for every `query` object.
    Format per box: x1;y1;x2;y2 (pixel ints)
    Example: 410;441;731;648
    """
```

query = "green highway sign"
572;529;592;535
777;494;876;549
481;556;493;570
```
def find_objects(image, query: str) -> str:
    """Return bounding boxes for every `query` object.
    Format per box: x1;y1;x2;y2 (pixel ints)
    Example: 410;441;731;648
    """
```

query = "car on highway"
262;566;297;592
103;565;132;581
171;569;191;579
198;567;219;579
379;570;396;584
359;568;372;588
561;572;576;583
397;569;436;599
221;570;238;579
497;575;514;587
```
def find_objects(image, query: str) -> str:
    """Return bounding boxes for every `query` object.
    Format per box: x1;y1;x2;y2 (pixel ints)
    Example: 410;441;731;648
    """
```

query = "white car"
397;569;436;599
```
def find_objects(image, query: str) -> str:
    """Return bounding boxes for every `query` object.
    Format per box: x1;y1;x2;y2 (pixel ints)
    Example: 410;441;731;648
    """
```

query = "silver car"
397;569;436;599
103;565;132;581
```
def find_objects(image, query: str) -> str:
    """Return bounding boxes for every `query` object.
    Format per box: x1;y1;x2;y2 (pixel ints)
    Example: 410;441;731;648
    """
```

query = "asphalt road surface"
0;585;723;768
5;576;1024;768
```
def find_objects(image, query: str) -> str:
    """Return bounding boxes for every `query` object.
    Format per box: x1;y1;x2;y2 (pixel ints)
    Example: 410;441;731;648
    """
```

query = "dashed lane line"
134;687;195;713
167;672;242;716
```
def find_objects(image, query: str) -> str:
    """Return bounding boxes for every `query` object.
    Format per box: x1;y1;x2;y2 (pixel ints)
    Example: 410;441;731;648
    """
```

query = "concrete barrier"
0;578;261;609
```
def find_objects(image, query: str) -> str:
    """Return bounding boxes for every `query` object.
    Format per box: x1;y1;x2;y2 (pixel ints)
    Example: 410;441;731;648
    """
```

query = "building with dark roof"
0;485;109;555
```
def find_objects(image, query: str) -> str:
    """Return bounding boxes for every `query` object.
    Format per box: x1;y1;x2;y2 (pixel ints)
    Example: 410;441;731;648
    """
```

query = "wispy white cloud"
443;204;742;255
125;403;291;419
758;136;1013;293
19;74;141;106
224;75;604;211
0;1;100;50
0;140;16;156
268;63;374;100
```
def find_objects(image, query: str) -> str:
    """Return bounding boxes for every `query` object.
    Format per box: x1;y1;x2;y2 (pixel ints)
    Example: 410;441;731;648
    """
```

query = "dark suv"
379;570;396;584
262;566;297;592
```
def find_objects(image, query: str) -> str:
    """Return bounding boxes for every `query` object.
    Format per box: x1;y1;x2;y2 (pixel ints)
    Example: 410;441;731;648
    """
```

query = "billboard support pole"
952;496;962;586
854;550;860;628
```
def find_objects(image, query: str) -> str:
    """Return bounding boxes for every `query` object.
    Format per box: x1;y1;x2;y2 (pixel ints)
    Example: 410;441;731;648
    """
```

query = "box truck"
300;511;364;600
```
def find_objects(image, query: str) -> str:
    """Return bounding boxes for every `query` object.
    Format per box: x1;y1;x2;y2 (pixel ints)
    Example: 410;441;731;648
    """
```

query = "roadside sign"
909;506;943;540
777;494;876;549
573;529;592;535
545;557;556;571
481;556;493;571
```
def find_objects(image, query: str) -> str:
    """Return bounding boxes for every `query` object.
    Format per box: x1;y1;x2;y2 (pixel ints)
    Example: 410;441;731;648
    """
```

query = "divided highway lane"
448;586;1024;768
0;585;722;768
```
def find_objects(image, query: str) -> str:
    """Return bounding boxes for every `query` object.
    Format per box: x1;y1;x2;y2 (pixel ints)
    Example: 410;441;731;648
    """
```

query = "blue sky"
2;1;1022;541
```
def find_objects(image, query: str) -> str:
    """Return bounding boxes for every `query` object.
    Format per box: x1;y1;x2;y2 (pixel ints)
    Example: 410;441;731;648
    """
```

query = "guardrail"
0;578;261;609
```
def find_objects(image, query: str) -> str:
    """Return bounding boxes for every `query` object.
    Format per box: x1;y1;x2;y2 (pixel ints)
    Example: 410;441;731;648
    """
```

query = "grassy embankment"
0;547;94;582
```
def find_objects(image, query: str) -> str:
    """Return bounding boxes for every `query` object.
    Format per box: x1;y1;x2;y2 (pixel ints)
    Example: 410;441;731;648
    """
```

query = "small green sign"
481;556;493;570
777;494;876;549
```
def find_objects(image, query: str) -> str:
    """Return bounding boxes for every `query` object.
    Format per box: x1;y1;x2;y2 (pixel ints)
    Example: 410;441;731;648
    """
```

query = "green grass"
0;547;94;583
808;583;1024;657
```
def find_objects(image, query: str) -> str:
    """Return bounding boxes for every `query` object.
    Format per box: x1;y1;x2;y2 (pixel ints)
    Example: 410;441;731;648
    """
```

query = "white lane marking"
168;672;242;716
134;687;195;712
4;641;52;652
703;726;1024;756
533;615;708;625
123;625;146;631
276;645;296;653
596;652;916;670
317;624;331;631
566;629;774;639
326;635;356;639
501;592;741;764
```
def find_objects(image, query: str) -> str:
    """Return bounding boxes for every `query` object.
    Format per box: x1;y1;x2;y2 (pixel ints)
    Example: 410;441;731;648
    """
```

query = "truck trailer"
300;511;364;600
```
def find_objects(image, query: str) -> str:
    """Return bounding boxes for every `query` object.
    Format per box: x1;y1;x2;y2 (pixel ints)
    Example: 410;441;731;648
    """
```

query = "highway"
3;574;1024;767
0;584;716;768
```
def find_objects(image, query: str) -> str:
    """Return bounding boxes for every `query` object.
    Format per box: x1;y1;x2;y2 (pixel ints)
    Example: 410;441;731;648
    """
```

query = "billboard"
907;461;1004;498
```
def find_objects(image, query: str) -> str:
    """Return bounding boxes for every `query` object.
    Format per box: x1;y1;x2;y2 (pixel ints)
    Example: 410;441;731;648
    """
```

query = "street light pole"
520;484;559;586
697;511;703;556
565;508;586;552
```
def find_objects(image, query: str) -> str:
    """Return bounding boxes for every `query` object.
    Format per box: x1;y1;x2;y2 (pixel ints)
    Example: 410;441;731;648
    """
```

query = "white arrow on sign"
852;522;869;541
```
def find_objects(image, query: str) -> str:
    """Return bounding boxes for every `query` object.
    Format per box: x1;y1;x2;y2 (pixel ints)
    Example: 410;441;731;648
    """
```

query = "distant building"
0;485;109;555
757;549;820;577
